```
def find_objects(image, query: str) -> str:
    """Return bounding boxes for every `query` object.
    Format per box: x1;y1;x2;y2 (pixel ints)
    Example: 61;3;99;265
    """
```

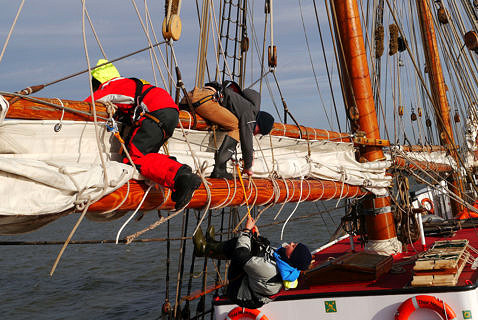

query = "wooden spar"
392;156;453;173
400;145;447;152
415;0;464;214
3;94;351;142
332;0;397;244
88;178;367;212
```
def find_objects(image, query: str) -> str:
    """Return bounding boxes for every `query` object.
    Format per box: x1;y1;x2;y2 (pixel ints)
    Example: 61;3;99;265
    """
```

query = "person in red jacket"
85;59;201;210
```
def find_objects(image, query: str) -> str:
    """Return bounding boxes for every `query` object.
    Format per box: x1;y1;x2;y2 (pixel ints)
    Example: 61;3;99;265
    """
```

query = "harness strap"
130;77;155;122
138;112;170;141
179;93;216;110
138;86;154;107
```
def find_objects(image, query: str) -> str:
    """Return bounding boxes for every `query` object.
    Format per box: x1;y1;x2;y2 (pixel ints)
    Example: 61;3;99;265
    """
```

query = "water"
0;201;343;320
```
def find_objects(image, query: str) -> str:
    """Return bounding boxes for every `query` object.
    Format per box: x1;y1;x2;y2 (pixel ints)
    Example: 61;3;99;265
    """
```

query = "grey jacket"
235;232;282;305
221;88;260;169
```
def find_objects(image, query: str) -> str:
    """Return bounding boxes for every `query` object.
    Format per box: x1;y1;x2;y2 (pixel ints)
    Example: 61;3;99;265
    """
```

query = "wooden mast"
332;0;399;253
415;0;464;214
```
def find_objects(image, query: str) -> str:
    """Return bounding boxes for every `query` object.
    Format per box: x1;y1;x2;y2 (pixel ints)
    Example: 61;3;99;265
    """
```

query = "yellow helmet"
91;59;120;83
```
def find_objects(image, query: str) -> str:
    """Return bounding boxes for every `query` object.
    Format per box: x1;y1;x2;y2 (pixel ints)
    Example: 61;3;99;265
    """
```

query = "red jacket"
85;77;178;114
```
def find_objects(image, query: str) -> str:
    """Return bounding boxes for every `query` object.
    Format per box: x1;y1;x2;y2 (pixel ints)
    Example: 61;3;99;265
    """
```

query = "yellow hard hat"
91;59;120;83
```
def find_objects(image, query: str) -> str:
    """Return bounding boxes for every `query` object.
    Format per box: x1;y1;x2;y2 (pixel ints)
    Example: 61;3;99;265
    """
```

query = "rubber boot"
206;225;216;242
204;241;227;260
193;227;227;259
210;135;238;179
171;165;202;210
193;227;206;257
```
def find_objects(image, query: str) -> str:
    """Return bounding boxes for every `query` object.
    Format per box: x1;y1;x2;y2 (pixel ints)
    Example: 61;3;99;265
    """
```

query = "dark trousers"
221;238;244;301
124;108;183;189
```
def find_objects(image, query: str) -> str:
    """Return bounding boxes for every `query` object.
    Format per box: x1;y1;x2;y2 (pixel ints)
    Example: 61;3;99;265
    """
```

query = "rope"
280;177;304;240
273;177;290;220
335;167;347;208
49;199;92;276
125;207;187;244
53;98;65;132
115;184;153;244
50;0;112;276
130;0;169;88
298;0;334;130
231;166;255;233
249;177;259;208
84;6;107;59
395;148;478;213
97;180;131;215
174;110;213;236
210;178;231;209
385;0;472;182
208;0;233;80
236;163;253;219
173;208;189;318
0;0;25;64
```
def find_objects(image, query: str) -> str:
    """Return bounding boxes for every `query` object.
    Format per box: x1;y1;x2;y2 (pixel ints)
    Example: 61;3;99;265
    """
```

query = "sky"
1;1;473;142
0;1;347;130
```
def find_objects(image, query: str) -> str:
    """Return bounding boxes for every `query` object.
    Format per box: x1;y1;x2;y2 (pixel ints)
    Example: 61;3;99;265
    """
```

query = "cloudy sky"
0;1;349;130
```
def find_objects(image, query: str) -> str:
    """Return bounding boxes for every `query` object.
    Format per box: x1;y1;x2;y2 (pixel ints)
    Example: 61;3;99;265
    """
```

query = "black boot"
210;135;238;179
172;165;202;210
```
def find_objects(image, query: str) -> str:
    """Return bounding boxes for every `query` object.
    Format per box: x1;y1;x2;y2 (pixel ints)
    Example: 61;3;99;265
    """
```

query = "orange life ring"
421;198;434;214
457;201;478;219
394;295;456;320
226;307;269;320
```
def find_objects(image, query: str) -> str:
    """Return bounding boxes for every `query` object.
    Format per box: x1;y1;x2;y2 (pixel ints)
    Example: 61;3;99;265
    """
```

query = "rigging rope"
0;0;25;64
298;0;334;131
115;185;153;244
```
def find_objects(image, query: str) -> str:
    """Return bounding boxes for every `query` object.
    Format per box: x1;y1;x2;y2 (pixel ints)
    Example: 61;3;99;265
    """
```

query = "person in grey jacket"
193;216;312;308
181;81;275;179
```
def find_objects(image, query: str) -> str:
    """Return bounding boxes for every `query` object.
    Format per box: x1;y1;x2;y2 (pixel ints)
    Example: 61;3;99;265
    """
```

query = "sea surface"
1;201;344;320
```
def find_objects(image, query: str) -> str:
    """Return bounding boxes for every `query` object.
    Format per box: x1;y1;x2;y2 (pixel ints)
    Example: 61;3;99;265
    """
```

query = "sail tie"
334;167;347;208
273;177;291;220
280;176;304;240
191;161;213;236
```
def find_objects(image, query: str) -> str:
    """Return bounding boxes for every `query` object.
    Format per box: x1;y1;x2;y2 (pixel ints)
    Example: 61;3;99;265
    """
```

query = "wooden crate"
302;251;393;286
411;239;469;287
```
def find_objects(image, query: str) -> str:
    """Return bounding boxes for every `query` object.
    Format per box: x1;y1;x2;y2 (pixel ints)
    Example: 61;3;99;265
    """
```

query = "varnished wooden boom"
4;94;351;142
88;178;367;212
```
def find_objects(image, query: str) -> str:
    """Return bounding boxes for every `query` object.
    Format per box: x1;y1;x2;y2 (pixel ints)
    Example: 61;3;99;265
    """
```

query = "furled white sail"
0;120;134;219
0;120;392;224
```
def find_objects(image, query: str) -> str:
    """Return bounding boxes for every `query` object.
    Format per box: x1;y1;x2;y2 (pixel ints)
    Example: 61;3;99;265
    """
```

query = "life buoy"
421;198;434;214
394;295;456;320
226;307;269;320
457;201;478;220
